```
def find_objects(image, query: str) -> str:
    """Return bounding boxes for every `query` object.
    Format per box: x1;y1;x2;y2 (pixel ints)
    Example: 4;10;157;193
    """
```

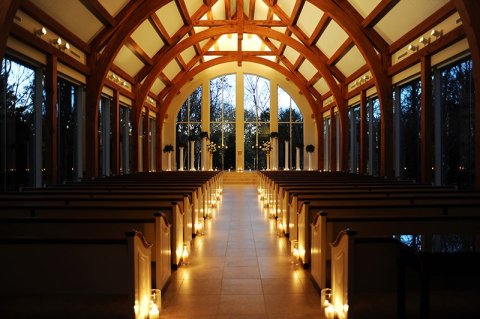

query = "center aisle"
161;184;323;319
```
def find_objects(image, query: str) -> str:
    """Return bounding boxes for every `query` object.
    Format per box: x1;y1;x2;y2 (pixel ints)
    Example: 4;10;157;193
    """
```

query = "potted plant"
163;144;174;171
305;144;315;171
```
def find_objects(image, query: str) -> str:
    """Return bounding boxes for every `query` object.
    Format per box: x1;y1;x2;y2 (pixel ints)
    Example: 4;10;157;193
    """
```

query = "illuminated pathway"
161;184;322;318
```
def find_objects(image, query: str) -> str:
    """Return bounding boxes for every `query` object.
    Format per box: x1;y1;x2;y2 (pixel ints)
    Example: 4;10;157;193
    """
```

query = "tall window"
367;96;381;176
396;79;421;181
98;95;111;176
119;104;131;174
348;105;360;173
57;77;83;182
0;58;40;190
149;117;156;172
437;58;475;187
210;75;235;170
176;86;201;170
324;116;330;171
278;86;303;169
244;74;270;170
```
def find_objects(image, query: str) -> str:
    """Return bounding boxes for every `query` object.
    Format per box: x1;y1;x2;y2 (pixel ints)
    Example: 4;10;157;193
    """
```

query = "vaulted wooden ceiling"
18;0;456;108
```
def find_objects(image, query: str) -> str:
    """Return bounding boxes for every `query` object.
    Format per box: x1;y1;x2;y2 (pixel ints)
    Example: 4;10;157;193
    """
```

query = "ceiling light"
53;37;62;46
430;29;443;38
35;27;47;37
60;42;70;51
408;44;418;52
419;36;430;45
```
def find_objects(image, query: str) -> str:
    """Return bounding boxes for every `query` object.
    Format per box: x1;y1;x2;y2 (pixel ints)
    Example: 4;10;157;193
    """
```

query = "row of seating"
257;171;480;319
0;171;223;319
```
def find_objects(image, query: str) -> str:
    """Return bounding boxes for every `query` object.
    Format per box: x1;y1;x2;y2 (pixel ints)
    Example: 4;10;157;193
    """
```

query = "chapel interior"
1;0;480;318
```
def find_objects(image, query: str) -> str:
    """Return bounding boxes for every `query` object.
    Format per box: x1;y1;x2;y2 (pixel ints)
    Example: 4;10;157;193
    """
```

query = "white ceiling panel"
214;34;238;51
131;20;164;58
313;78;329;95
277;0;295;17
298;59;316;81
163;60;182;80
180;46;197;65
260;55;276;62
243;34;266;51
185;0;204;16
151;78;166;95
155;2;184;37
272;27;287;35
254;1;270;20
283;46;300;65
113;46;145;76
98;0;128;16
335;45;365;77
347;0;382;18
316;21;349;58
212;0;226;20
374;0;450;44
297;2;324;38
30;0;103;43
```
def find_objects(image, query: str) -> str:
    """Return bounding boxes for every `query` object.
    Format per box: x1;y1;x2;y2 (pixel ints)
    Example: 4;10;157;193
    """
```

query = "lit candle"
149;301;160;319
325;304;335;319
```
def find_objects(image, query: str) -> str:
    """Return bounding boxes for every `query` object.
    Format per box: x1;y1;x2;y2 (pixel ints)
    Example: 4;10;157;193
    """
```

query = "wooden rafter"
225;0;232;20
175;0;191;25
149;14;172;45
308;14;331;46
125;37;153;65
80;0;117;27
203;50;276;55
249;0;256;20
193;19;286;26
291;0;305;25
327;38;354;65
362;0;400;28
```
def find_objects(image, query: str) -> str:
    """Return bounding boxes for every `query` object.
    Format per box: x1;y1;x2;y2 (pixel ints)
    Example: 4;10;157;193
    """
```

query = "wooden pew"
311;211;480;289
0;231;153;319
0;213;172;291
0;198;185;268
329;230;480;319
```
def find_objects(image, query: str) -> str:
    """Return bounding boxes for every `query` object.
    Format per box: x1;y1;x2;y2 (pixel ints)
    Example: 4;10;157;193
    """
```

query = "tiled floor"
161;184;323;319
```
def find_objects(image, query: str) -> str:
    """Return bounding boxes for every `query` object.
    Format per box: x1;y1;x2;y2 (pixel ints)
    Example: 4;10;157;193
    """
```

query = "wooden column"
420;55;433;184
0;0;20;63
143;107;150;172
329;108;337;171
454;0;480;189
359;90;367;174
45;55;58;184
111;90;120;175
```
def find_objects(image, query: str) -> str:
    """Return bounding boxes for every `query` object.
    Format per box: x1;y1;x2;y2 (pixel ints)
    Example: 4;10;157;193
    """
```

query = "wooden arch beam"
309;0;393;176
454;0;480;189
137;25;341;122
160;56;319;121
0;0;21;62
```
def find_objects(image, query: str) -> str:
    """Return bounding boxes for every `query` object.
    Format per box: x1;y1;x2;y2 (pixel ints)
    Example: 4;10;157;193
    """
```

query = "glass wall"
324;116;330;171
437;58;475;187
278;86;303;170
348;105;360;173
397;79;421;181
367;96;381;176
0;57;39;190
211;75;235;170
149;117;156;172
244;74;270;170
119;104;131;174
98;95;111;176
176;86;201;170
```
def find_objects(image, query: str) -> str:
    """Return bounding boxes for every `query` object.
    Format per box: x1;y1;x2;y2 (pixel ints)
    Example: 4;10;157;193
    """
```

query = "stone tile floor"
160;184;322;319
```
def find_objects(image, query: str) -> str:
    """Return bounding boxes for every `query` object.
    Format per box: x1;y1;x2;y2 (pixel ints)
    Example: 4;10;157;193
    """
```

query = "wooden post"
0;0;20;63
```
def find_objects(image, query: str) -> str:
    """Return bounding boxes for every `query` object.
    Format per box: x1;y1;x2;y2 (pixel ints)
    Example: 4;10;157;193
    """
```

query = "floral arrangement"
282;136;290;142
207;141;217;153
187;134;197;142
200;131;209;139
296;143;304;149
163;144;174;153
260;140;272;154
178;142;185;148
270;132;279;138
306;144;315;153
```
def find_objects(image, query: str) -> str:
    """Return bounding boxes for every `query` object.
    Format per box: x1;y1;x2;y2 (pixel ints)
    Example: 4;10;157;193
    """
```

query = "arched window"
210;75;236;170
244;74;270;170
278;86;303;170
176;86;202;170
